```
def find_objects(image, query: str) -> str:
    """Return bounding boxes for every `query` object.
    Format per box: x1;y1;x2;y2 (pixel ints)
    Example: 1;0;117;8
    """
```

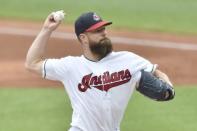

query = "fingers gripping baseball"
43;10;65;31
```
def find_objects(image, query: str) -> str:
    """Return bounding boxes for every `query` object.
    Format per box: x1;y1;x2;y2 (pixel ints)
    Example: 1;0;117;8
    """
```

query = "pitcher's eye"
95;27;105;33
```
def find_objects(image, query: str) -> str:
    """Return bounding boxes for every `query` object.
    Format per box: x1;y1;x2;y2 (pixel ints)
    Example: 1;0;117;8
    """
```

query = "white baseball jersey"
42;51;157;131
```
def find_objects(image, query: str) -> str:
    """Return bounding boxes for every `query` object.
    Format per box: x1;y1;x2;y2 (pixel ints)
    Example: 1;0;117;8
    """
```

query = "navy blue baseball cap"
75;12;112;37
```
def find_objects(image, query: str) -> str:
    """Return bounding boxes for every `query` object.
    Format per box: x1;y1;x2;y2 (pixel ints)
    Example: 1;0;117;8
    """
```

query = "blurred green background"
0;87;197;131
0;0;196;131
1;0;197;34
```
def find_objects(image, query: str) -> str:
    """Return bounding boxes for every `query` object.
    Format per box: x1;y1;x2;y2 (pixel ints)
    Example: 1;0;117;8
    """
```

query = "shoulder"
45;55;83;67
112;51;142;59
112;51;152;67
58;55;83;62
59;55;81;62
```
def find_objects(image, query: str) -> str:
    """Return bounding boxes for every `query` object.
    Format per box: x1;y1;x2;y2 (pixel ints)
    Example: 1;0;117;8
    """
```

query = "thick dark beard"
89;38;113;60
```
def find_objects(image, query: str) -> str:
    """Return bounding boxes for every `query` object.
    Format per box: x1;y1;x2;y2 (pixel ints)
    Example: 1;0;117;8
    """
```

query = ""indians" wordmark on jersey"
78;69;132;92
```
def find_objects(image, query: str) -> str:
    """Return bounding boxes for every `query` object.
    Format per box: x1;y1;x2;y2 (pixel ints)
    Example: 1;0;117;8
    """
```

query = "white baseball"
52;10;65;22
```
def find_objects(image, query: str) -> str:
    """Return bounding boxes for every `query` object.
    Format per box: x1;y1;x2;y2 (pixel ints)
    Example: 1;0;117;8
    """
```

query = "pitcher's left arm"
136;69;175;101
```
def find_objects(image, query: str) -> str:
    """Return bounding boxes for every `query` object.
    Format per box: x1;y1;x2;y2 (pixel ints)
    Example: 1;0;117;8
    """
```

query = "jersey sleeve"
132;53;157;74
129;52;158;85
143;62;158;73
42;56;73;81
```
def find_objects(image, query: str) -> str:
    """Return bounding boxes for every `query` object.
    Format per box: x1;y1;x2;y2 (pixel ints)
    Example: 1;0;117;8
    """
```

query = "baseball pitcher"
25;11;175;131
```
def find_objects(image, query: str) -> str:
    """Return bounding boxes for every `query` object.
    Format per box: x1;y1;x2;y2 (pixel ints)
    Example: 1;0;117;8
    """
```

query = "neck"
83;49;101;62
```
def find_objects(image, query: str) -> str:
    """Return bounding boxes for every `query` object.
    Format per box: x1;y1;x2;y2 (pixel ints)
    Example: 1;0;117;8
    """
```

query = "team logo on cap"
93;13;100;21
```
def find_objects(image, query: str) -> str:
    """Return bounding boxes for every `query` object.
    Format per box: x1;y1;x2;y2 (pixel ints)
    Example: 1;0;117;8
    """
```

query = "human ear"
79;34;88;44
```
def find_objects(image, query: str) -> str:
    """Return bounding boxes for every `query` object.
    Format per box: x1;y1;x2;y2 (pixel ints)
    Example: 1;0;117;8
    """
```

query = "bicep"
25;60;45;75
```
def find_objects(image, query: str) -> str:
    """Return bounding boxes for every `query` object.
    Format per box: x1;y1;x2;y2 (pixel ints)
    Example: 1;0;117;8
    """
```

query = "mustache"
100;37;111;43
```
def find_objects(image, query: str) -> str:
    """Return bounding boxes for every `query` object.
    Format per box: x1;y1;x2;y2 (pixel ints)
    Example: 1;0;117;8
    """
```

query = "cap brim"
86;21;112;32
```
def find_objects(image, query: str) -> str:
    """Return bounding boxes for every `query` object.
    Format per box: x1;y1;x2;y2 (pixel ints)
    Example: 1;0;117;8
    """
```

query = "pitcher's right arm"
25;13;62;74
